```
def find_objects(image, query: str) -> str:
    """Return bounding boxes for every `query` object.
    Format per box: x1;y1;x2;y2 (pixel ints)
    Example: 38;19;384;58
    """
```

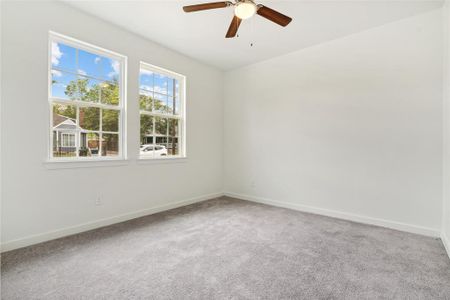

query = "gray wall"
224;9;443;235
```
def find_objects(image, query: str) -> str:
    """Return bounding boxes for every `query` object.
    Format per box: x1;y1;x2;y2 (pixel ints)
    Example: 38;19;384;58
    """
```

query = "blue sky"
51;42;119;99
51;41;180;113
139;69;179;97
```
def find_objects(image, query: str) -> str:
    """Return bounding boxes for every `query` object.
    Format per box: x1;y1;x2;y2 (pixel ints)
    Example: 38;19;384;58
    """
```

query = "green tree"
140;114;153;144
62;76;173;151
63;78;121;154
64;78;120;133
53;104;76;120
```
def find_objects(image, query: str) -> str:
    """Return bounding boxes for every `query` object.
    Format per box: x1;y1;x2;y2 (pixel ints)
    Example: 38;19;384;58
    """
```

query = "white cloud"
94;57;101;64
112;61;119;73
78;69;87;76
140;85;153;91
154;86;166;94
108;60;120;78
51;70;62;77
51;42;62;66
55;83;67;88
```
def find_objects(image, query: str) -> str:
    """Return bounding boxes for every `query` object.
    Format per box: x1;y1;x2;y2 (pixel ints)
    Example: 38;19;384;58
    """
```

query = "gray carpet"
2;197;450;299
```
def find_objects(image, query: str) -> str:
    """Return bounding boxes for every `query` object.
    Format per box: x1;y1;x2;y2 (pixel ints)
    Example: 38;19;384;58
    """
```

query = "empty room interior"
2;0;450;298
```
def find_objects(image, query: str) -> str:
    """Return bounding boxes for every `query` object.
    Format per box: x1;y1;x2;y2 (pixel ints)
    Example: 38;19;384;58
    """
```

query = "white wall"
224;9;443;236
442;1;450;256
1;1;223;250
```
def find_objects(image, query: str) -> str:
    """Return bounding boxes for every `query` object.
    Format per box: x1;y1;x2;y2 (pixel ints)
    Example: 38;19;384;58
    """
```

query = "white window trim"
47;31;127;163
139;61;187;160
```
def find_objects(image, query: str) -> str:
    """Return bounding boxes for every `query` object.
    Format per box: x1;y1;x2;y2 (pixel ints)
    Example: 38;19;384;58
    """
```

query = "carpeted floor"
2;196;450;299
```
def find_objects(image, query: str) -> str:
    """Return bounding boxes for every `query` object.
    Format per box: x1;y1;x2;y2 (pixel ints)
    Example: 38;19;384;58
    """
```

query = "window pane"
175;82;180;99
139;90;152;111
140;114;153;145
52;42;76;71
53;103;76;127
155;136;168;157
155;117;167;136
102;133;119;157
102;109;119;132
79;107;100;131
167;77;178;97
168;137;179;156
53;131;76;157
101;81;119;105
97;56;120;81
79;132;99;157
53;103;78;158
167;96;180;115
176;97;181;115
155;117;168;156
154;73;168;95
78;76;100;103
154;93;168;114
168;119;179;156
168;118;178;137
140;70;154;91
51;71;78;99
78;49;102;79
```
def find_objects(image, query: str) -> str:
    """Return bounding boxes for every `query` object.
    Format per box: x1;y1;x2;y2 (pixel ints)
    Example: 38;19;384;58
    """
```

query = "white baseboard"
1;192;223;253
442;232;450;260
3;191;442;253
224;191;440;237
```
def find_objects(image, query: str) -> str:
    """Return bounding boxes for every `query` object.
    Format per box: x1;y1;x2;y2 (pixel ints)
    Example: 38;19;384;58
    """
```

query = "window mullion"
99;108;103;157
152;116;156;158
76;106;79;158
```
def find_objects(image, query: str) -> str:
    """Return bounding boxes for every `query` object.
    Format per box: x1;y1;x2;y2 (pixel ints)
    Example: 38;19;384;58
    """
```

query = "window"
49;32;126;160
61;133;75;147
139;62;185;159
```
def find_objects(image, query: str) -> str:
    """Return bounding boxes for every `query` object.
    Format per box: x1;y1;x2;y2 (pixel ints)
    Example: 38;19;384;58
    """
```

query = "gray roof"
53;114;77;130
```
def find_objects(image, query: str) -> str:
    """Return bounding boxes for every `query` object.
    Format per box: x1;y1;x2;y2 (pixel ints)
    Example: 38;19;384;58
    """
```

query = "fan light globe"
234;1;257;19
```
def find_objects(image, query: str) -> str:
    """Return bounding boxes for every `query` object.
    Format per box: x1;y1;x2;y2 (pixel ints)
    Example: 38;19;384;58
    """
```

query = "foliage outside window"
139;63;185;159
49;32;126;160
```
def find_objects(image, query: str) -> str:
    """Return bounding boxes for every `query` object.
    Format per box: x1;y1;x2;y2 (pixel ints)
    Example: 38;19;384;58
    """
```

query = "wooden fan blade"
256;5;292;27
225;16;242;38
183;1;230;12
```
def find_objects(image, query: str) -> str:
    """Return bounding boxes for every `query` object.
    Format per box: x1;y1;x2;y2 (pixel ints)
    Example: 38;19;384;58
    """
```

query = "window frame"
139;61;186;160
48;31;127;162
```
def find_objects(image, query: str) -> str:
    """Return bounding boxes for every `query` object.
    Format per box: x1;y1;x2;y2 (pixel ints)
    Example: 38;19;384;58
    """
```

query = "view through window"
139;63;185;159
49;33;125;160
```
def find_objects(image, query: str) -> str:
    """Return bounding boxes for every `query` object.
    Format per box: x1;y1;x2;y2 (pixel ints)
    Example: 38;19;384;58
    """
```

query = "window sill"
137;156;187;165
44;158;130;170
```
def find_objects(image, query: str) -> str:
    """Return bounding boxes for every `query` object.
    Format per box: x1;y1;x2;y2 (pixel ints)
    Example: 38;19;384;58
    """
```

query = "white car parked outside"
140;144;168;157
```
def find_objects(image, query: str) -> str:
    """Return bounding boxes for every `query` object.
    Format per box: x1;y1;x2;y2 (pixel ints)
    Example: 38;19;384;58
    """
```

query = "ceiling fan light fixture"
182;1;292;38
234;1;257;20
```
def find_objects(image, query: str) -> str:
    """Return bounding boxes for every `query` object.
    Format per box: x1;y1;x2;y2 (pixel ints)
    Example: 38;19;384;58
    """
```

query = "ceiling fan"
183;0;292;38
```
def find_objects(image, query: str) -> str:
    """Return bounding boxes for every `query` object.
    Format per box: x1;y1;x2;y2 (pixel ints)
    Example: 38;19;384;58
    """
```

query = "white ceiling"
65;0;443;70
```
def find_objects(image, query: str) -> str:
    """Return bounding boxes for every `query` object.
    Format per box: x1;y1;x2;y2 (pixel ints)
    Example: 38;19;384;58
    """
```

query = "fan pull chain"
250;13;255;47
